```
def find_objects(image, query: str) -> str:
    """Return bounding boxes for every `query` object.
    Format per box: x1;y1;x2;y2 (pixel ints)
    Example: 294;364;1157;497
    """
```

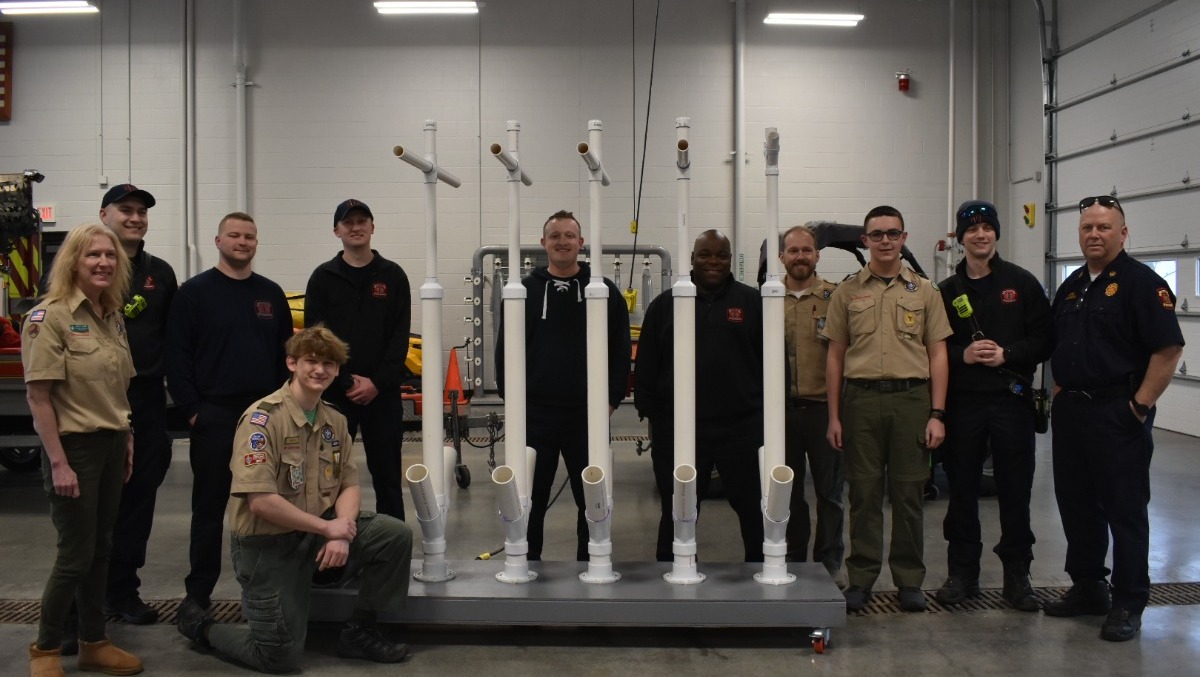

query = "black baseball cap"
333;199;374;226
102;183;156;208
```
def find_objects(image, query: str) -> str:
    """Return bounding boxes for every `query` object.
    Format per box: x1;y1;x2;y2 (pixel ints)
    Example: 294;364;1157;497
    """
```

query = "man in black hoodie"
935;200;1053;611
305;199;412;521
634;230;765;562
495;210;631;561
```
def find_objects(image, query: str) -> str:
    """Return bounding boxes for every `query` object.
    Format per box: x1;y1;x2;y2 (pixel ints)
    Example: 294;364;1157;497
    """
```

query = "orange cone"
443;347;467;406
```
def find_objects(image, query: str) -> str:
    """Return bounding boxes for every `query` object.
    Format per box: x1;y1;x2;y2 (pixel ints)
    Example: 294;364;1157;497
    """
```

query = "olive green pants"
842;385;931;590
207;512;413;673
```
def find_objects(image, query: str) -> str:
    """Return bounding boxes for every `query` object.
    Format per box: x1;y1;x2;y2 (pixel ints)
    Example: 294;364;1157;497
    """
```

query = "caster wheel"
455;464;471;488
809;628;831;654
813;638;825;654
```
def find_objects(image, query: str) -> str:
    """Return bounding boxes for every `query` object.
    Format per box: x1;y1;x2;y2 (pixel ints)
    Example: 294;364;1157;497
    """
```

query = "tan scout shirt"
21;287;134;434
822;266;952;380
784;275;837;400
227;383;358;537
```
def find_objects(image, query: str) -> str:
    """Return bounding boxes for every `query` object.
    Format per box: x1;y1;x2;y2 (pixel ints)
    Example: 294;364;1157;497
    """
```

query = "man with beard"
779;225;844;585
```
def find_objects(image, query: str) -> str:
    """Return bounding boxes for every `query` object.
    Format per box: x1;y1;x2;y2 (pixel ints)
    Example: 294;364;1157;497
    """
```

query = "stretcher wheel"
809;628;831;654
455;464;471;489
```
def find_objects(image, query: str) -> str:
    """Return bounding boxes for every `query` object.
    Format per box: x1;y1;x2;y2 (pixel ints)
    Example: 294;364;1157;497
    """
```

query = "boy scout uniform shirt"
822;266;953;379
227;383;358;537
21;286;135;434
785;275;837;400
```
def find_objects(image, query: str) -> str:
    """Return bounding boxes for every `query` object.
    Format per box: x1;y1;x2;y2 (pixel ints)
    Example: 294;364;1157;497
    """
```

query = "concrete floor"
2;404;1199;675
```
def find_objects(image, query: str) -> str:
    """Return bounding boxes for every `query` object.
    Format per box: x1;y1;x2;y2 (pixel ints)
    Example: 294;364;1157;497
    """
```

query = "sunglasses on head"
1078;195;1123;214
957;204;996;222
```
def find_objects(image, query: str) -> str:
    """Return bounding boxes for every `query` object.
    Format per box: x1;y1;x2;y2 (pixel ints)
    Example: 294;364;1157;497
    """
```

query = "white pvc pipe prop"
494;465;522;522
756;460;795;585
672;464;698;523
393;145;463;188
492;464;535;583
579;120;612;481
577;144;612;186
673;118;697;471
405;464;452;582
580;464;619;583
760;128;786;478
490;144;533;186
442;444;456;507
764;464;794;522
666;464;704;585
582;465;610;524
406;464;440;522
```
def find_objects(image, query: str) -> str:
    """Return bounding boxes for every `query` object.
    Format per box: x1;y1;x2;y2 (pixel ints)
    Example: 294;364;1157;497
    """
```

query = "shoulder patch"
28;309;46;323
249;411;270;427
1157;287;1174;309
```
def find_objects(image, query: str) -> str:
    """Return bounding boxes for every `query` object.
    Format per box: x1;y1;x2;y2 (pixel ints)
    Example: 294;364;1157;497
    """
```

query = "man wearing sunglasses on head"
933;200;1053;612
1044;196;1183;642
822;205;953;613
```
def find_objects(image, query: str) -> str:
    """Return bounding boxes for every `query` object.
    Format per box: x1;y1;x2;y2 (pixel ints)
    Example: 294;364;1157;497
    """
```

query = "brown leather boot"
77;639;143;675
29;643;65;677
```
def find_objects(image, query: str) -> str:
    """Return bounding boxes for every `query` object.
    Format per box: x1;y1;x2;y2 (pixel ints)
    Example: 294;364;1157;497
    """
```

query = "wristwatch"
1130;400;1151;417
929;408;946;421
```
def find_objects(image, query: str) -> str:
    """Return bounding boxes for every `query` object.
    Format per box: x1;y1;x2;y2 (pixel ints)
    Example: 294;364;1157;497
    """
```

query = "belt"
846;378;928;393
1061;385;1128;401
788;397;827;408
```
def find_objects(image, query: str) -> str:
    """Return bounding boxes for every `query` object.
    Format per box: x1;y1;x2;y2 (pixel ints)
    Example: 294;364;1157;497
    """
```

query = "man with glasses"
635;229;765;562
1044;196;1183;642
305;199;412;521
934;200;1053;612
823;205;952;613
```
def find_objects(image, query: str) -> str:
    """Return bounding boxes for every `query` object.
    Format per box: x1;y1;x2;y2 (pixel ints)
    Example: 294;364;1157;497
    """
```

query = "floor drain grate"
402;434;649;445
4;582;1199;624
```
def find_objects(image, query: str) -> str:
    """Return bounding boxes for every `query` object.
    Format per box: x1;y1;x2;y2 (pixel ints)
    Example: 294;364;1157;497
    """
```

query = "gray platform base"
310;560;846;630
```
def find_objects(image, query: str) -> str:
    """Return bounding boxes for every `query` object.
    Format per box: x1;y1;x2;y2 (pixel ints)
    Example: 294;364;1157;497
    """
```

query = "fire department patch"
243;451;267;466
144;275;156;290
371;282;388;298
1105;283;1118;297
727;308;744;323
255;301;273;319
1000;289;1018;303
1157;287;1174;309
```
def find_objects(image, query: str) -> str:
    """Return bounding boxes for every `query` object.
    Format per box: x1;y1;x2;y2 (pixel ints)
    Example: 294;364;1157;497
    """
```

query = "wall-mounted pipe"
233;0;248;212
733;0;746;280
182;0;198;276
946;0;958;275
756;463;796;585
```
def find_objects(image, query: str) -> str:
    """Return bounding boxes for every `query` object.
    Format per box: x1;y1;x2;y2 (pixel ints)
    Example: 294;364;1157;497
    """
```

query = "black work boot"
935;576;980;605
337;622;410;663
1044;579;1111;617
1001;562;1041;612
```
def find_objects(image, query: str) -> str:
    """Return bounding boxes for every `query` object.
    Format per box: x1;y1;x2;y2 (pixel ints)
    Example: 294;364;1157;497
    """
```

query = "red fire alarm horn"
896;70;911;92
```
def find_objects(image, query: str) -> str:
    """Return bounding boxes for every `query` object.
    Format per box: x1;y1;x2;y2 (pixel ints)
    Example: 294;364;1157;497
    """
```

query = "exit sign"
37;204;55;223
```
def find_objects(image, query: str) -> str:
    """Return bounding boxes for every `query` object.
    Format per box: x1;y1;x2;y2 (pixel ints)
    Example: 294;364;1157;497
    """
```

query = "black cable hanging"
627;0;664;291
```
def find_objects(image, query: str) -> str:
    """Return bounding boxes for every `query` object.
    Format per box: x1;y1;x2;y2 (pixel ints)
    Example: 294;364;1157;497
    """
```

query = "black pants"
650;420;764;563
942;390;1037;579
784;400;844;570
526;405;589;561
106;376;173;605
1052;393;1155;613
185;399;252;604
335;393;406;521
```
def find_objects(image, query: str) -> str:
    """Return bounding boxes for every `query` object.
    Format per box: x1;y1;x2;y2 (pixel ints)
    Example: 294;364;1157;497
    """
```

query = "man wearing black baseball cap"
934;200;1052;612
97;183;178;626
304;199;412;520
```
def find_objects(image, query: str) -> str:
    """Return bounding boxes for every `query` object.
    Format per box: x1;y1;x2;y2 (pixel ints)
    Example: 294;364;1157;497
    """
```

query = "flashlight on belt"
124;294;147;319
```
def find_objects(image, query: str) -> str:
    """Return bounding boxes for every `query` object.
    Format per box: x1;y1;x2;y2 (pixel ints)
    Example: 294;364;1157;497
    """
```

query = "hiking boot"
176;597;214;650
898;587;928;612
104;596;158;625
29;643;65;677
337;622;410;663
1044;580;1111;617
1001;563;1041;612
77;638;143;675
1099;608;1142;642
843;586;873;613
935;576;980;605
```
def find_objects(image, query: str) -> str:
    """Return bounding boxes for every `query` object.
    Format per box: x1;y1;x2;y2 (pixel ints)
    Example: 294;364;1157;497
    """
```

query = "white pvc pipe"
764;464;794;522
406;464;440;522
665;464;704;585
579;120;611;480
579;465;619;584
492;465;536;583
672;118;697;470
181;0;198;276
233;0;247;212
733;0;746;280
756;462;796;585
947;0;958;273
393;144;464;188
760;128;786;477
405;464;452;582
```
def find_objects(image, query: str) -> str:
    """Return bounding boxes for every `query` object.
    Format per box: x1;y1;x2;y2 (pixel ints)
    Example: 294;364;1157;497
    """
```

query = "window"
1144;260;1177;295
1061;264;1080;283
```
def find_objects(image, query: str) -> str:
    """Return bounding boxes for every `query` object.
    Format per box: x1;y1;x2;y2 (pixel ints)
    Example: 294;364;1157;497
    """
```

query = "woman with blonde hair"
23;224;142;676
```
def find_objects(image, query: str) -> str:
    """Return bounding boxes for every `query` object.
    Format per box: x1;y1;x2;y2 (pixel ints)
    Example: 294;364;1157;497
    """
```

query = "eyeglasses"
957;204;996;222
1078;195;1123;214
864;229;904;242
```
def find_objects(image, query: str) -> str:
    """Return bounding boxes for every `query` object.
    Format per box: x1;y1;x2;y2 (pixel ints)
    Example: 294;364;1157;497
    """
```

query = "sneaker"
843;586;873;613
1044;580;1111;617
104;596;159;625
898;587;927;612
1099;608;1142;642
935;576;980;605
176;597;214;649
337;622;410;663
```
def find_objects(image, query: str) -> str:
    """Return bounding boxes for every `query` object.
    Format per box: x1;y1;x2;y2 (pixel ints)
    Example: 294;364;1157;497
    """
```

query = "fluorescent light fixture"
374;1;478;15
764;12;864;27
0;1;97;14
